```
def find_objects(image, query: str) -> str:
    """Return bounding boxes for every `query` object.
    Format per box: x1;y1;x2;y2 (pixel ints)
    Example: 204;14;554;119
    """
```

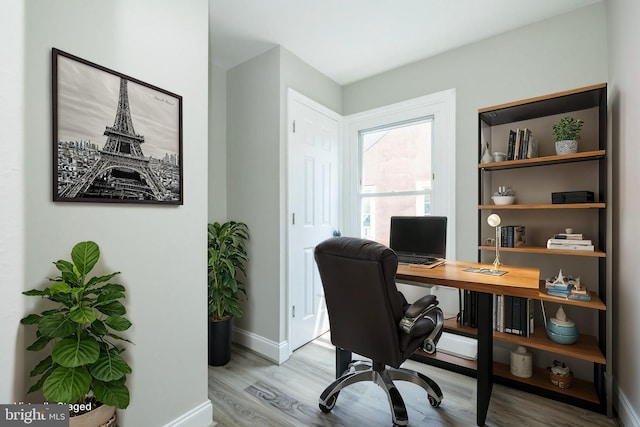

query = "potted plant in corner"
21;241;131;427
207;221;249;366
552;116;583;155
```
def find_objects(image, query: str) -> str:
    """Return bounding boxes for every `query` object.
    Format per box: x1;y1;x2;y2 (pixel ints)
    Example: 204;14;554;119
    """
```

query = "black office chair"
314;236;444;427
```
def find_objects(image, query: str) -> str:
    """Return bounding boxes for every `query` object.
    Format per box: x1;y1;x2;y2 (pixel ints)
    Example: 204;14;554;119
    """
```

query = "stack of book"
544;269;591;301
507;128;538;160
546;232;594;252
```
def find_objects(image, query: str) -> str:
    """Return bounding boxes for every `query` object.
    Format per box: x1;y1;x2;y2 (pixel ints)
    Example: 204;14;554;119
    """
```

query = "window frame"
343;89;456;258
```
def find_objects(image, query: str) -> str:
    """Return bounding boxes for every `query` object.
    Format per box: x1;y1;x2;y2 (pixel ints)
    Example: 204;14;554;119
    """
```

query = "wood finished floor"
208;334;618;426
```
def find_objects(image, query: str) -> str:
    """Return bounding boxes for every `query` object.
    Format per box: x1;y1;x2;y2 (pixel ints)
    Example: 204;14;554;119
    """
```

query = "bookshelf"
474;84;608;413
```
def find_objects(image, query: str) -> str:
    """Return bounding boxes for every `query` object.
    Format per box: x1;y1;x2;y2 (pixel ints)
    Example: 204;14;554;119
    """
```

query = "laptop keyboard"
399;255;439;265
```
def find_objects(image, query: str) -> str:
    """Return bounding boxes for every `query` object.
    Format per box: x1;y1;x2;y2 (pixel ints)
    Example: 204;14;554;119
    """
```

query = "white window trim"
342;89;456;258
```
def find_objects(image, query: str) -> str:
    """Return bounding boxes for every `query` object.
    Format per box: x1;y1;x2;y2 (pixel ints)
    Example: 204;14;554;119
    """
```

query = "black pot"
208;317;233;366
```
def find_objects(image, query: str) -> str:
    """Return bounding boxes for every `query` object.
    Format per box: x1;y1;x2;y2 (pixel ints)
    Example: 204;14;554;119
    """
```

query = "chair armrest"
399;295;444;355
399;295;439;336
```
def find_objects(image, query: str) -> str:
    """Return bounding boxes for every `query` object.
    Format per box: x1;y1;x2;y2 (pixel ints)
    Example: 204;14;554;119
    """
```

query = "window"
344;89;456;256
359;118;433;245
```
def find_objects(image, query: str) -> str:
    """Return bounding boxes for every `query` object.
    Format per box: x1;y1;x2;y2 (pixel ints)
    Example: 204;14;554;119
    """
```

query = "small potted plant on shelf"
21;241;131;427
552;116;583;155
207;221;250;366
492;186;515;205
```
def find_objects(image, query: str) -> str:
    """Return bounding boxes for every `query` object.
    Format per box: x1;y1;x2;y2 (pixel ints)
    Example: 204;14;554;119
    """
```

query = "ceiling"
210;0;600;86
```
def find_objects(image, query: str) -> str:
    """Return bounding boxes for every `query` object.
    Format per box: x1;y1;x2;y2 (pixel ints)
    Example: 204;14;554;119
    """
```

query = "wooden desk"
397;260;540;426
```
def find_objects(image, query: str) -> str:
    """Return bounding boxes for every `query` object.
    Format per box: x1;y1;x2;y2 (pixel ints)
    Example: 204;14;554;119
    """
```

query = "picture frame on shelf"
52;48;183;204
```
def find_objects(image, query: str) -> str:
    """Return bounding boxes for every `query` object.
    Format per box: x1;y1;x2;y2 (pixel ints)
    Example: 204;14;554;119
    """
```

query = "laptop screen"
389;216;447;260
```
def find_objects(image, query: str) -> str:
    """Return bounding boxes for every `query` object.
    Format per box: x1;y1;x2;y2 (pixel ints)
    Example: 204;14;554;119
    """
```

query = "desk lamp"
487;214;502;271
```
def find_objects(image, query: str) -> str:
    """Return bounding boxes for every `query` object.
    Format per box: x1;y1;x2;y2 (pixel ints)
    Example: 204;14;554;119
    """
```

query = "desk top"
396;260;540;297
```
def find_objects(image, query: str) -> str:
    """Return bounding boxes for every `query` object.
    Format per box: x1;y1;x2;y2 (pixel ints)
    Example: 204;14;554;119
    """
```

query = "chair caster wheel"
319;392;338;413
423;341;435;354
428;395;441;408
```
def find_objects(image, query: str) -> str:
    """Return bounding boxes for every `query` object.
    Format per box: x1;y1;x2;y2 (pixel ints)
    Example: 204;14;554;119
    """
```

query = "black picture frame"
52;48;183;204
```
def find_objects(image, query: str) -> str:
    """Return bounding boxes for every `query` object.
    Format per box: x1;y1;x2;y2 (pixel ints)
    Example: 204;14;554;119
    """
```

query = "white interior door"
288;90;340;351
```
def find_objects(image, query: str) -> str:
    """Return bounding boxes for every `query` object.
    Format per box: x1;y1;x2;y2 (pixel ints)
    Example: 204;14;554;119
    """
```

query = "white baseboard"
163;400;214;427
233;326;289;364
615;379;640;427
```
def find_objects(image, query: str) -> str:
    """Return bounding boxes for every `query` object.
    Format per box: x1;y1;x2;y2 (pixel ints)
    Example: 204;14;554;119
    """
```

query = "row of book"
500;225;526;248
507;128;539;160
546;232;594;252
461;291;535;337
494;295;535;336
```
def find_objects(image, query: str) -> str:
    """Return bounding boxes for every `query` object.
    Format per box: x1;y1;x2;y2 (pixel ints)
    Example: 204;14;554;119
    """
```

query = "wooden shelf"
495;329;606;365
479;203;605;210
478;150;605;170
413;351;601;404
478;83;607;126
493;363;601;404
538;288;606;310
478;245;606;257
443;317;606;365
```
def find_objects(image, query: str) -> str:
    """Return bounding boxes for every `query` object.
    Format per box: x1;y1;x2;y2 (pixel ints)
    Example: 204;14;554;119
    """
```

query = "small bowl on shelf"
493;152;507;162
491;196;515;205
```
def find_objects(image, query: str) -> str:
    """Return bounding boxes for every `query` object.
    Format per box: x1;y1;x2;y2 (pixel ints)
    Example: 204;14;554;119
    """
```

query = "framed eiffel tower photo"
52;48;183;204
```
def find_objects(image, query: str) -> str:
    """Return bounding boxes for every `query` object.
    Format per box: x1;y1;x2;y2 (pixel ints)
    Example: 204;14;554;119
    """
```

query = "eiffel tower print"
59;78;171;201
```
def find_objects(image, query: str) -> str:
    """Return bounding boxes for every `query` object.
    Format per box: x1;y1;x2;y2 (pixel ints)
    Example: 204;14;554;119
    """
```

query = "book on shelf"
553;233;584;240
507;130;516;160
511;128;521;161
546;241;595;251
544;288;592;302
547;238;592;246
518;128;530;160
526;136;538;159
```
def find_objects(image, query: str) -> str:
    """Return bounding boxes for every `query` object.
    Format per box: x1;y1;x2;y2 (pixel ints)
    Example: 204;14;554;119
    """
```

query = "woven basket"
555;139;578;155
69;405;116;427
547;367;573;389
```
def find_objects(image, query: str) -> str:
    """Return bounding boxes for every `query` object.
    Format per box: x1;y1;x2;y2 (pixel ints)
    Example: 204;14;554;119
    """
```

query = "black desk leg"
476;292;494;426
336;348;352;379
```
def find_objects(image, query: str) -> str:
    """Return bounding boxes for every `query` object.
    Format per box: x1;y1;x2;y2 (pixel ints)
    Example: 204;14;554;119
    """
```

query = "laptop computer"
389;216;447;267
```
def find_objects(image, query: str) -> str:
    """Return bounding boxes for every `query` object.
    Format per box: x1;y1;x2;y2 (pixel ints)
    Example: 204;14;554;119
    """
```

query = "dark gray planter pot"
208;317;233;366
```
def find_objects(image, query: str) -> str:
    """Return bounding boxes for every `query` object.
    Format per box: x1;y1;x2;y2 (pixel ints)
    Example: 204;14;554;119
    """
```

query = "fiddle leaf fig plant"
552;116;583;142
208;221;250;321
21;241;131;409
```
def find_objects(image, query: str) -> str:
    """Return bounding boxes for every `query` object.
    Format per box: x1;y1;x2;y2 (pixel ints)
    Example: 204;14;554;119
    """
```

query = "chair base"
319;360;443;426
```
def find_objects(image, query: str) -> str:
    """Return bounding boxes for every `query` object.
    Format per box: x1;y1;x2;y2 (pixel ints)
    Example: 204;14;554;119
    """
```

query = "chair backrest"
314;237;406;367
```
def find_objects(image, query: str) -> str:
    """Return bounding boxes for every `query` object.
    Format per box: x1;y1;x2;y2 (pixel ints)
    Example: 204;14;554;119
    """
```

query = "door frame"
286;88;343;358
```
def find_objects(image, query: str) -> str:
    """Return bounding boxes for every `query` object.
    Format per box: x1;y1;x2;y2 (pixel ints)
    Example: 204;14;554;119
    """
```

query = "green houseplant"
207;221;249;365
21;241;131;425
552;116;583;155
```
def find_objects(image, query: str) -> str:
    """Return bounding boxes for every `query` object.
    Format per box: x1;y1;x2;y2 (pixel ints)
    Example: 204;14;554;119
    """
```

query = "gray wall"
0;0;26;407
2;1;212;426
607;0;640;425
226;46;341;360
209;63;228;222
227;48;282;351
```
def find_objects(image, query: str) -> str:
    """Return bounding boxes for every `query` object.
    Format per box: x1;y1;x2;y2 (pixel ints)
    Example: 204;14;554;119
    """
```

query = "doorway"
287;89;341;352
